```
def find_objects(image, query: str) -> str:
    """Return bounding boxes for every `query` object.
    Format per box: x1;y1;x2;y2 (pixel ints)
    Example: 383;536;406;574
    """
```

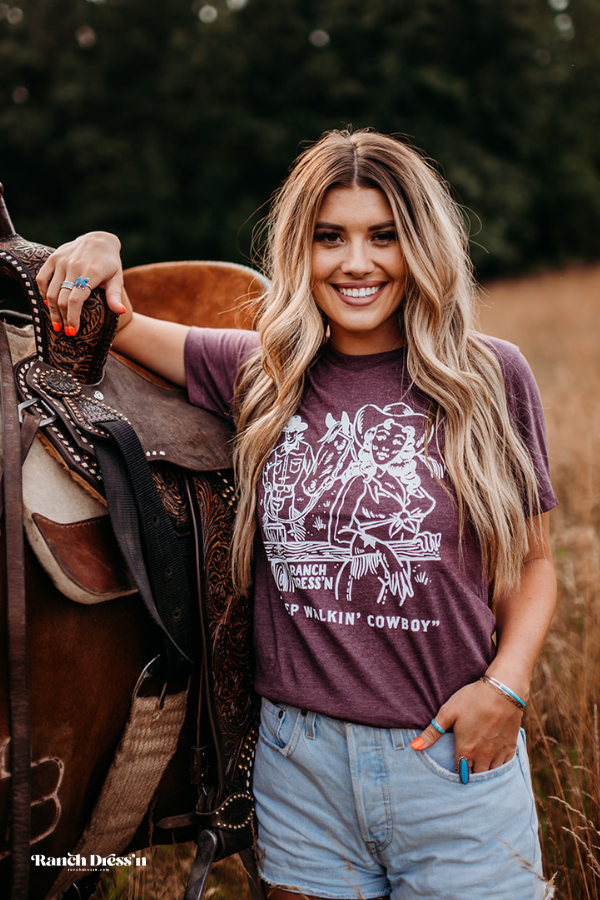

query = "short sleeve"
483;336;558;515
184;327;259;420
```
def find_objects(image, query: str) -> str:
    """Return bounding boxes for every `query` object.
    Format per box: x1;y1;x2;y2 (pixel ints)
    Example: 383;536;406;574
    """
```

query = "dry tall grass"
479;263;600;898
97;263;600;899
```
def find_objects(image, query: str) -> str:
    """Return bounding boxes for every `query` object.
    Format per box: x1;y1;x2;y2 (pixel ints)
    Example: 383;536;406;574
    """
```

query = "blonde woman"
38;130;557;899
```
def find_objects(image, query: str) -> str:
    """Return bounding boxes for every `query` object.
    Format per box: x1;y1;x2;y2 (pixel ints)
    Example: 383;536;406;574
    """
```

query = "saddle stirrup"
184;829;219;900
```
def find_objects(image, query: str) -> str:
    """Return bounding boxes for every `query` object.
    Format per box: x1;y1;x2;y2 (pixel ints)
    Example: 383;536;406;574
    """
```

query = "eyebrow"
314;220;396;231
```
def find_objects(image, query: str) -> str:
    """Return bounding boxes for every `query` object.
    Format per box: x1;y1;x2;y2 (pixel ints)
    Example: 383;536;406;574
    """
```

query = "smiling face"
311;185;406;355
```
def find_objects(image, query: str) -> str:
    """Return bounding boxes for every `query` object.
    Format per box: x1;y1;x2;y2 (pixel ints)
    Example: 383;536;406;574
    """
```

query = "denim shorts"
253;698;551;900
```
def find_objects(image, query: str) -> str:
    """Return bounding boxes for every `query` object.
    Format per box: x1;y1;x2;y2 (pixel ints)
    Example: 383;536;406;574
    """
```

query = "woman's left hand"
410;679;523;773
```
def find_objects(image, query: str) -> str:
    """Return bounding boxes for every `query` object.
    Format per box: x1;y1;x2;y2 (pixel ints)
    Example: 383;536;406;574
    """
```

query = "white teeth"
337;284;381;298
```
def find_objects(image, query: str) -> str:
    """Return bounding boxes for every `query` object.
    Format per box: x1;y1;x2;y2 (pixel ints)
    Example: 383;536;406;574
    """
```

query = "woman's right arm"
36;231;189;387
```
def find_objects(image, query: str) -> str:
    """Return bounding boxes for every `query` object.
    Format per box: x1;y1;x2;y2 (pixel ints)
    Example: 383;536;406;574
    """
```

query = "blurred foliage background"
0;0;598;277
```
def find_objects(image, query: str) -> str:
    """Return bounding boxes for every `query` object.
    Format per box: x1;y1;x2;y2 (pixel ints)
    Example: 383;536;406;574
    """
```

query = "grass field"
98;262;600;898
478;263;600;898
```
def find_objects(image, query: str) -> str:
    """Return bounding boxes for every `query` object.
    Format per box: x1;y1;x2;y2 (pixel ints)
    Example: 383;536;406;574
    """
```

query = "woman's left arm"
486;511;556;706
411;512;556;772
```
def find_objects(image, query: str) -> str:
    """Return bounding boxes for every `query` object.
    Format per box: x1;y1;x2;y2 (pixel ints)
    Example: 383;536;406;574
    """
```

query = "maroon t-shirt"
185;328;557;728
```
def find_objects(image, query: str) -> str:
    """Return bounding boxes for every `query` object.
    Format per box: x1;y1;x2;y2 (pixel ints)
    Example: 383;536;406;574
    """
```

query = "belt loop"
305;710;316;740
390;728;405;750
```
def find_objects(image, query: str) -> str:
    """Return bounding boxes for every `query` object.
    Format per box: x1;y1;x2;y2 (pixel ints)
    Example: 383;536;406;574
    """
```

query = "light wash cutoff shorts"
253;698;549;900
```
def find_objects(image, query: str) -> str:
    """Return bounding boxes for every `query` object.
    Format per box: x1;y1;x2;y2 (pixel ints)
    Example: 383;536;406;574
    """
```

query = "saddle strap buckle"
17;397;56;428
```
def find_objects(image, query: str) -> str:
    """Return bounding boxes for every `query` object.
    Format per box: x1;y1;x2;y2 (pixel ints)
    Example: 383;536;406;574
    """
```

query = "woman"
37;130;557;899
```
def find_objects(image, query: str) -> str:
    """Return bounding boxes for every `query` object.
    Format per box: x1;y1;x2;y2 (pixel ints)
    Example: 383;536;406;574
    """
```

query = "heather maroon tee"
185;328;557;728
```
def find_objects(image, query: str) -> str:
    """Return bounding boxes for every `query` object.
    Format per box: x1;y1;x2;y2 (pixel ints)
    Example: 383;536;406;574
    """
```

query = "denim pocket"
258;698;304;757
416;730;521;784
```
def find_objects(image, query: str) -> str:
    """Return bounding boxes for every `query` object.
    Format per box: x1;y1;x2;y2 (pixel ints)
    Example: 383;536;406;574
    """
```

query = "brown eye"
314;230;342;244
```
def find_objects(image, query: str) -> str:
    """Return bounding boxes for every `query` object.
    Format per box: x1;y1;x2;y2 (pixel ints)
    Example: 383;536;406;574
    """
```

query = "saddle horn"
0;184;118;384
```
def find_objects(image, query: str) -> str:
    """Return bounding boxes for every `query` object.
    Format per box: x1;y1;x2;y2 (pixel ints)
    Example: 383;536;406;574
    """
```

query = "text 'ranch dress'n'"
184;328;558;900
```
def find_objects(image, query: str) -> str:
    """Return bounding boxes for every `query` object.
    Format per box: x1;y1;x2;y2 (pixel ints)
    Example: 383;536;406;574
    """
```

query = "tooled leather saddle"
0;185;263;899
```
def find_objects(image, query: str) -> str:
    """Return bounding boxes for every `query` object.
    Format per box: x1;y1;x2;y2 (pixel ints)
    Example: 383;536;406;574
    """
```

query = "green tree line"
0;0;598;277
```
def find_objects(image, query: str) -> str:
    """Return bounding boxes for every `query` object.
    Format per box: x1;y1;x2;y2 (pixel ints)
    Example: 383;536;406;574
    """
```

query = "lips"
333;282;387;304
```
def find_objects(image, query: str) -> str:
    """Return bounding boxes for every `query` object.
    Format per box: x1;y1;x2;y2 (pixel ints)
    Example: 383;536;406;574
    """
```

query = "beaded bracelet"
479;675;526;711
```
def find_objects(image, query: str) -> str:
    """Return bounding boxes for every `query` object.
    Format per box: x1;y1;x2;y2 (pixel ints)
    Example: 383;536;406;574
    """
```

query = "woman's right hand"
37;230;189;385
36;231;129;335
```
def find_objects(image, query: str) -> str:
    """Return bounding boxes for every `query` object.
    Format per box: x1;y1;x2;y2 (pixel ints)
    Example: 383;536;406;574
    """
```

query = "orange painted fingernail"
411;737;424;750
44;298;49;306
52;322;61;332
65;326;76;336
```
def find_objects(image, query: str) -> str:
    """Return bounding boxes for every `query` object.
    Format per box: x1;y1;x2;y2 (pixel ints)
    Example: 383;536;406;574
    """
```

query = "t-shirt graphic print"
260;401;444;613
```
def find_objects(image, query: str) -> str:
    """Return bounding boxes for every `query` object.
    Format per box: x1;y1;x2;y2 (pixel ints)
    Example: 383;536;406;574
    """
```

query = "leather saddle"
0;185;267;892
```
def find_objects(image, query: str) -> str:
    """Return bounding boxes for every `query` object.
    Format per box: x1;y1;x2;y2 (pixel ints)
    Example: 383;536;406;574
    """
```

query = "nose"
340;238;375;277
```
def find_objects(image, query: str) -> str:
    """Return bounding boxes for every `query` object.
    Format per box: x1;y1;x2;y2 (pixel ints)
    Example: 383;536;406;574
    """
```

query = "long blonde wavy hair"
232;129;539;601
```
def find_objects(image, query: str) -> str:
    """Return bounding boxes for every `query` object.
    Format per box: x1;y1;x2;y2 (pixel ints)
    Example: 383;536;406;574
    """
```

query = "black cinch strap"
94;418;194;680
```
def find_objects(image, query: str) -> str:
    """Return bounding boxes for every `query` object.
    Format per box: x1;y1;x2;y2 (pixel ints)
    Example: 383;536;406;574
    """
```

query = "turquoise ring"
430;718;446;735
458;756;470;785
74;276;90;289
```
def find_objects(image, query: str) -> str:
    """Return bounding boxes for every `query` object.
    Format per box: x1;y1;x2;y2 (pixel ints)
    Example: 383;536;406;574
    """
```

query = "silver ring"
430;718;446;735
60;281;75;291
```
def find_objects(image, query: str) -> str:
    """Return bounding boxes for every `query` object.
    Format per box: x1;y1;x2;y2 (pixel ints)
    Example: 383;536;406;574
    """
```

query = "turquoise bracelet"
480;675;526;710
